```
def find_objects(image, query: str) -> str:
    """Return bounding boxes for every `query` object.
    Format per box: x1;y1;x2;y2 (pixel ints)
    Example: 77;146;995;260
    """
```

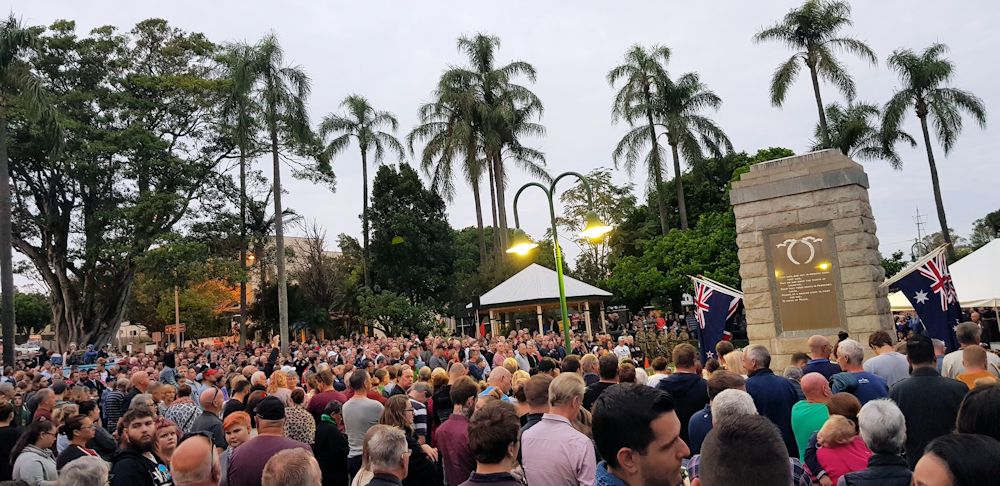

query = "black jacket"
655;373;709;448
369;473;404;486
839;454;911;486
110;449;172;486
889;366;967;469
314;419;349;486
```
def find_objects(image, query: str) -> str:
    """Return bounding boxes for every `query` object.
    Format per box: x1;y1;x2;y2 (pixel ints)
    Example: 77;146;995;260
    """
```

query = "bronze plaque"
766;225;844;332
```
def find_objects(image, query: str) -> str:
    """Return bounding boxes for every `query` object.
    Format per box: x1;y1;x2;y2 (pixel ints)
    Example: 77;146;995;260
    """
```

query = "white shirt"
646;372;670;388
613;345;630;361
941;347;1000;379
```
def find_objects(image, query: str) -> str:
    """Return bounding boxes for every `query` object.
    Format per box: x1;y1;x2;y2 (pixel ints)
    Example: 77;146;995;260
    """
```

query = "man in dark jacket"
313;401;349;486
802;335;842;379
366;426;409;486
110;408;172;486
839;398;911;486
743;344;800;457
889;334;968;469
583;354;619;411
655;343;708;448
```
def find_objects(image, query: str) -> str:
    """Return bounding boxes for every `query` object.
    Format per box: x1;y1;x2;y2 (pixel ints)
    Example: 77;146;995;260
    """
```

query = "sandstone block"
751;211;800;231
835;232;879;251
736;232;762;249
738;246;766;263
747;323;776;340
838;249;882;267
739;261;769;280
843;282;880;301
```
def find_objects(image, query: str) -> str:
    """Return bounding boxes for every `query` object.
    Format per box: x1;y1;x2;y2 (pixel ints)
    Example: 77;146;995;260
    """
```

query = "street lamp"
508;171;612;351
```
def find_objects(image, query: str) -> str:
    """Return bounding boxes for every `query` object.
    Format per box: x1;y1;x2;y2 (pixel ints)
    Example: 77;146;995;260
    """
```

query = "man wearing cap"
227;396;310;486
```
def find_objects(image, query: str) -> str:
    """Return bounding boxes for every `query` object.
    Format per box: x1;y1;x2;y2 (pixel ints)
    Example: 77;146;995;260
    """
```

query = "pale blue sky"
9;1;999;290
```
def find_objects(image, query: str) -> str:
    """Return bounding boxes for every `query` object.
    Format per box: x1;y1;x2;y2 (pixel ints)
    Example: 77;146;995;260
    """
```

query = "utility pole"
911;207;929;260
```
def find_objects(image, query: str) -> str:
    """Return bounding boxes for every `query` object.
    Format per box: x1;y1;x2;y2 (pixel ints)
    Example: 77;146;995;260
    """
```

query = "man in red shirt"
435;376;478;486
306;369;347;421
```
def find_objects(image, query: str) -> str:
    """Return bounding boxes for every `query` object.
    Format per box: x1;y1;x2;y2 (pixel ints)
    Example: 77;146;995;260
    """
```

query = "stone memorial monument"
730;149;893;369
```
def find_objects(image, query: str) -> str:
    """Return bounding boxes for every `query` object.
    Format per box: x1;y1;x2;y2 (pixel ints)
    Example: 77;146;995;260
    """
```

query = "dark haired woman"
56;414;99;470
11;420;58;485
379;395;440;486
914;433;1000;486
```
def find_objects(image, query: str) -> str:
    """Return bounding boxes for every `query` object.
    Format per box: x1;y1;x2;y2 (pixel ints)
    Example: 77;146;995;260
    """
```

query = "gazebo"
476;263;613;337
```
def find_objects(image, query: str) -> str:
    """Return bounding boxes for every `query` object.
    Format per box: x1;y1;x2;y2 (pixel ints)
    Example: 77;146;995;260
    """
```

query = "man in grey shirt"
863;331;910;388
343;369;384;478
190;388;228;452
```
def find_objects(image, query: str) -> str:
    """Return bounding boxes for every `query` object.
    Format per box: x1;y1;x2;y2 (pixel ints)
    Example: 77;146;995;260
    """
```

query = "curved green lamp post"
507;171;612;351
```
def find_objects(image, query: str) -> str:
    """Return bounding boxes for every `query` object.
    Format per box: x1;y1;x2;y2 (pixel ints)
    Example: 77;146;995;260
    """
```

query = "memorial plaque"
765;224;844;333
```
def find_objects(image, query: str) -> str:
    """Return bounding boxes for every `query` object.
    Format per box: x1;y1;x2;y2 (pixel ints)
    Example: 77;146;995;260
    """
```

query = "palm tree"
658;72;732;229
443;33;545;253
810;101;914;167
608;44;672;235
754;0;876;147
880;43;986;261
218;41;263;347
319;95;404;290
244;33;312;355
246;191;300;319
0;15;62;365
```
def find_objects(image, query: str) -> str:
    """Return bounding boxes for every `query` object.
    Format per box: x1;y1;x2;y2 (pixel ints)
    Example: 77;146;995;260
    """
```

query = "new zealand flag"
693;278;744;364
893;249;961;352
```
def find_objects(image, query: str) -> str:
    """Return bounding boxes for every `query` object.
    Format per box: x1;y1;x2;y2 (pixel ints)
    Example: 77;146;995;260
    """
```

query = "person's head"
706;370;745;401
518;370;551;411
253;396;286;433
827;392;862;426
121;408;157;452
672;343;698;370
380;395;415;433
835;339;865;371
906;334;936;367
807;335;832;359
60;414;97;444
742;345;770;373
715;341;735;360
59;456;109;486
868;330;894;352
650;357;669;373
469;400;520;467
720;350;746;375
36;388;55;408
692;415;790;486
397;366;414;391
230;377;250;398
914;434;1000;486
349;369;370;392
962;345;988;372
598;354;619;381
790;351;810;368
956;384;1000;441
449;376;479;415
857;399;906;454
800;372;833;403
955;321;982;346
155;418;180;457
170;433;221;486
367;424;409;480
561;355;581;374
548;372;585;416
617;363;637;383
502;357;519;375
408;382;431;404
592;384;689;486
223;411;252;449
290;387;307;407
199;387;223;413
261;448;322;486
818;414;859;447
486;367;512;395
580;354;599;375
131;371;150;392
711;389;757;425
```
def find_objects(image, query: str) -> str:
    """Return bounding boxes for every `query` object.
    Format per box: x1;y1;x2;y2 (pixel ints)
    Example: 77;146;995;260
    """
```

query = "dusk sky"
10;1;999;289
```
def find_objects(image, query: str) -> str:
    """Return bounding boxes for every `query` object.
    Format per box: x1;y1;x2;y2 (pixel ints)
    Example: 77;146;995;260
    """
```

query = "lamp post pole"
511;171;596;352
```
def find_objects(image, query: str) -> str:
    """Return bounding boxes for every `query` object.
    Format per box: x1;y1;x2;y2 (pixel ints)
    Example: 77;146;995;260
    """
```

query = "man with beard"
110;408;173;486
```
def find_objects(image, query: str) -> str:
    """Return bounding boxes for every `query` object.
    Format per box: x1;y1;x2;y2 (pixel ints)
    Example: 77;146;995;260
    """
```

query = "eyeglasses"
403;408;415;413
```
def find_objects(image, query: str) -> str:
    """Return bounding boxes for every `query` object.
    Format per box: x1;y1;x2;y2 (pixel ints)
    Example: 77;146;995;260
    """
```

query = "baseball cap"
254;396;286;420
203;369;219;378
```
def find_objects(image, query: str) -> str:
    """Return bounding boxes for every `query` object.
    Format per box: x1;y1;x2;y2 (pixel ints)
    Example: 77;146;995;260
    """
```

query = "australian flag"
893;248;961;352
693;277;744;364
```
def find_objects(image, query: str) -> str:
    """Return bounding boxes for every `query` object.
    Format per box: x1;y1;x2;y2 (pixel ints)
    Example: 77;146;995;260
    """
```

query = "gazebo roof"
478;263;612;308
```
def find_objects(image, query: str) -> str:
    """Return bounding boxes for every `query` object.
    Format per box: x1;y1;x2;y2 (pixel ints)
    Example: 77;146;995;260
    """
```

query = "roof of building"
478;263;612;308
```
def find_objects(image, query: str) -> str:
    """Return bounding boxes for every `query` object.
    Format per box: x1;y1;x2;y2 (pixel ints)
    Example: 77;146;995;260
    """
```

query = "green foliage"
603;211;740;311
14;293;50;335
555;168;635;283
369;163;455;307
812;102;914;168
880;250;909;280
357;288;437;338
154;281;235;339
970;209;1000;249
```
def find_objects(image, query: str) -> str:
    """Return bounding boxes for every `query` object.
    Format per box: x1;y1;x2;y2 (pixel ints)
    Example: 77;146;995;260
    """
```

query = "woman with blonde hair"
267;369;292;405
428;367;449;392
502;357;519;376
723;350;747;377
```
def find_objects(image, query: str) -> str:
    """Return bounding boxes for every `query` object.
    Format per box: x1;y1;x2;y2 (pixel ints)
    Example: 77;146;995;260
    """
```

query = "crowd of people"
0;320;998;486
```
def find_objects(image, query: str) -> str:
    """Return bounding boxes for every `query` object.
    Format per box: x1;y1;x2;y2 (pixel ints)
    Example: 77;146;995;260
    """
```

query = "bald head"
262;448;322;486
807;335;831;359
199;388;222;412
170;435;220;486
131;371;150;392
801;372;832;403
487;366;512;394
448;362;467;380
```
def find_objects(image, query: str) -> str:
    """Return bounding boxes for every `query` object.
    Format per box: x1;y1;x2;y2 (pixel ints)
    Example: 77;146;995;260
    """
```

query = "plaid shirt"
685;454;811;486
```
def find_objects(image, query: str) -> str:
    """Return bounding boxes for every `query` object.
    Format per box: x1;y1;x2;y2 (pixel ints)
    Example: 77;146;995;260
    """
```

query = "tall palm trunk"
669;142;689;230
472;176;486;267
917;103;957;261
238;146;248;347
0;106;16;366
360;148;371;289
487;162;500;266
269;120;289;356
808;59;830;148
645;109;669;235
492;151;509;252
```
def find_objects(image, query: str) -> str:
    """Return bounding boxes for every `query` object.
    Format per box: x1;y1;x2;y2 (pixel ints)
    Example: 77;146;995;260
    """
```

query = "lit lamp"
508;171;613;350
245;252;256;267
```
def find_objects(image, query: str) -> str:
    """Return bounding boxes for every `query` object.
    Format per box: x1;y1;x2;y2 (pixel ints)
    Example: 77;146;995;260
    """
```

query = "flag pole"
698;274;744;298
689;275;743;299
880;244;950;289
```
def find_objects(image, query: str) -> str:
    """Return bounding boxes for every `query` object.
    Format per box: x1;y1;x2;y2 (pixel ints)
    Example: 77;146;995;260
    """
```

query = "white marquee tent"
889;238;1000;311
